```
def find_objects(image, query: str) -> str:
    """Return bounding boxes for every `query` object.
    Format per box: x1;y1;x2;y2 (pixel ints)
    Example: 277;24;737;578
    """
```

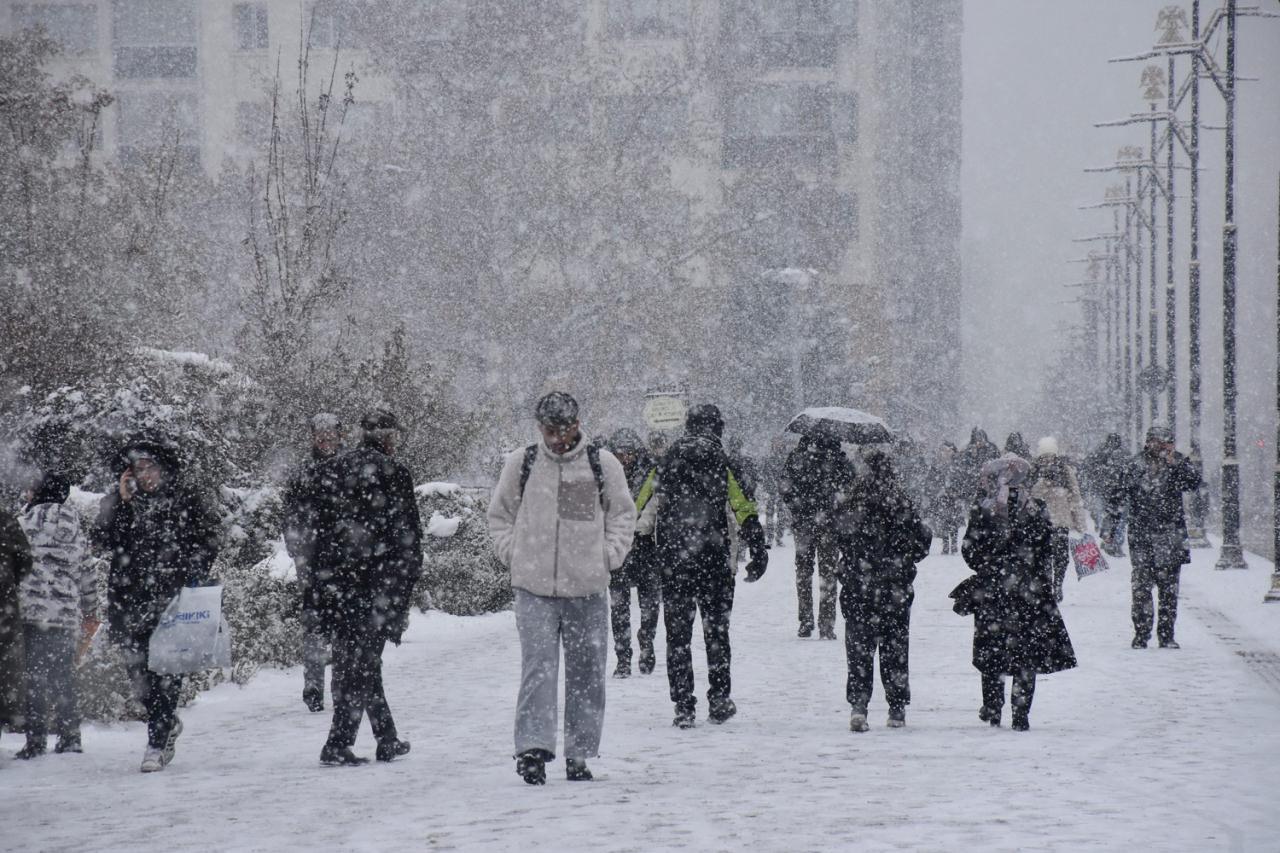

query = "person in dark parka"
0;511;33;738
838;450;931;731
951;428;1001;509
1003;432;1032;460
92;437;221;772
606;428;661;677
1120;425;1201;649
318;409;423;766
954;455;1076;731
655;403;767;728
282;412;343;712
1083;432;1131;556
781;435;855;639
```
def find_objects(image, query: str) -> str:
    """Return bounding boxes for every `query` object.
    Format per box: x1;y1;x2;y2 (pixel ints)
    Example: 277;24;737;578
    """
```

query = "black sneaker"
54;733;83;754
638;646;656;675
15;738;46;760
516;749;551;785
1159;639;1180;649
708;699;737;725
566;757;593;782
376;739;410;762
818;628;837;641
612;660;631;679
320;744;370;766
672;711;696;729
303;687;325;713
1011;716;1030;732
798;625;813;639
978;706;1001;727
887;708;906;728
1131;635;1149;649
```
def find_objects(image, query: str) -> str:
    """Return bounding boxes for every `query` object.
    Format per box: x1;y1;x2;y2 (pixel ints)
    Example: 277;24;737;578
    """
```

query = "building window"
723;84;839;168
722;0;856;69
306;0;364;49
116;89;200;167
233;3;268;51
606;0;688;40
12;3;98;55
604;95;686;144
234;100;271;146
502;96;589;146
112;0;198;79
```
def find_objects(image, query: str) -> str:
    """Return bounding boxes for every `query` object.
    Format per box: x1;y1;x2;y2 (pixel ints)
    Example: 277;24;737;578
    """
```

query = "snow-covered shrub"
415;482;511;616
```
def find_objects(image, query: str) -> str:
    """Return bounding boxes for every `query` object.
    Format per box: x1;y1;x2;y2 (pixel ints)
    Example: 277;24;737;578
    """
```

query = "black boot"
612;657;631;679
320;744;370;766
566;757;593;781
376;739;410;762
16;736;47;760
516;749;551;785
303;686;325;713
637;644;655;675
54;733;83;754
708;699;737;725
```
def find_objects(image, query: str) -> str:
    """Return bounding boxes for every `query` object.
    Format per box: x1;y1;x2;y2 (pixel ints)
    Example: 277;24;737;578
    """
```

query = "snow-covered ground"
5;540;1279;852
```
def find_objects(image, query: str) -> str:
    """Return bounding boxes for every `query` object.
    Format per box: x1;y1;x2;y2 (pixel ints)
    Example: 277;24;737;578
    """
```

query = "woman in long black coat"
838;450;931;731
952;456;1076;731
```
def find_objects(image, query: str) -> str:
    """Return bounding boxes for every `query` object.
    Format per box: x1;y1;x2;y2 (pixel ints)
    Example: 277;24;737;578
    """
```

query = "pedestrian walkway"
4;540;1278;852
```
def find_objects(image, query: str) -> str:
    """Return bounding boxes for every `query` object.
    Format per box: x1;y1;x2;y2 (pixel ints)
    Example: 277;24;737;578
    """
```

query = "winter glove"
744;556;767;583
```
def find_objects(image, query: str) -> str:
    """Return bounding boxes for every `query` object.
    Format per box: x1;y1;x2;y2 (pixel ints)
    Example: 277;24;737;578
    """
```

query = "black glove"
744;557;767;583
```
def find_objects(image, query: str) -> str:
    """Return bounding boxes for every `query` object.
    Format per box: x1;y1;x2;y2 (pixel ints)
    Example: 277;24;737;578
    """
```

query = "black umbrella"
785;407;894;445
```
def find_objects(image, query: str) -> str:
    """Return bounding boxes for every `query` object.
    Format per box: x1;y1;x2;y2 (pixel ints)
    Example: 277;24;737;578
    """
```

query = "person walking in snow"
951;428;1000;508
0;510;32;743
1028;437;1088;603
838;450;931;732
488;392;635;784
281;413;343;713
923;442;963;554
318;409;422;766
780;434;854;639
952;456;1076;731
760;436;791;547
15;469;99;759
92;437;220;772
606;428;661;678
654;403;767;728
1004;432;1032;461
1083;432;1130;557
1119;426;1201;650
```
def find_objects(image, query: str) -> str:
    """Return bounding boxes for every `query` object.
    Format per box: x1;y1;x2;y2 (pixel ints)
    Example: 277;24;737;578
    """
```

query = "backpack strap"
518;443;607;509
518;444;539;498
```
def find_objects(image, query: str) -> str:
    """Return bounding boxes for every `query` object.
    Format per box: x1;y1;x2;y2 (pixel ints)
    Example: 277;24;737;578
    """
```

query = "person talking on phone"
91;437;220;773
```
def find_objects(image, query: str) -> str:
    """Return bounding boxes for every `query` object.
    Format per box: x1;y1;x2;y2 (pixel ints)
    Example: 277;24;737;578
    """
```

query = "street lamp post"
1143;67;1163;429
1269;172;1280;600
1214;0;1246;570
1187;0;1211;546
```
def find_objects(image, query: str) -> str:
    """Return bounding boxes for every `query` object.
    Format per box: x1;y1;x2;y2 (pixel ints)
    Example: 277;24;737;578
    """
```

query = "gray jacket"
18;502;97;630
488;437;636;598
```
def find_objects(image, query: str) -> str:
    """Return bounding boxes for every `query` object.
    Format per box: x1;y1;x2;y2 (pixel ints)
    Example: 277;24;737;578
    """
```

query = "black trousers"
1049;526;1070;602
1131;554;1181;644
326;625;396;749
609;565;661;663
120;635;183;749
663;569;735;716
794;523;840;634
981;669;1036;722
22;625;79;740
843;604;911;713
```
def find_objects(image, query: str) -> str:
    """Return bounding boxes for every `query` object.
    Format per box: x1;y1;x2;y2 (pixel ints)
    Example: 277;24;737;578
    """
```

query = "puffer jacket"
1028;454;1087;532
488;437;636;598
18;502;97;630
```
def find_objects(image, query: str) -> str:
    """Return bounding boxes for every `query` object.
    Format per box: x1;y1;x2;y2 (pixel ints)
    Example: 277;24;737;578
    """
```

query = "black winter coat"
282;450;342;620
956;496;1077;676
951;431;1001;506
93;481;221;643
656;432;761;571
1121;450;1201;566
1083;434;1129;504
780;441;856;527
0;512;32;726
839;476;931;615
321;443;423;640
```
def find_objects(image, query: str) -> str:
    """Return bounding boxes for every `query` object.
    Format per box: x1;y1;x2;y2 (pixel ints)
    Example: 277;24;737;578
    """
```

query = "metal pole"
1165;54;1177;436
1124;179;1137;451
1216;0;1247;569
1149;114;1160;429
1268;171;1280;599
1134;171;1146;447
1187;0;1211;547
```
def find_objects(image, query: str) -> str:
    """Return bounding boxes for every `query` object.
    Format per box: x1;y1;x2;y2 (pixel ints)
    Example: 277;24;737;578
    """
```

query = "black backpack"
518;443;606;506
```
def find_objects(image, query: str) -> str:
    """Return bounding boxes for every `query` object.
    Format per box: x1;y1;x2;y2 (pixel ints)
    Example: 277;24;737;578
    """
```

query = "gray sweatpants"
513;588;608;761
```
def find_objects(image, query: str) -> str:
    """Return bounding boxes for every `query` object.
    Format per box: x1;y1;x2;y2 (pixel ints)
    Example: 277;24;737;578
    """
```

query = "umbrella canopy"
785;407;894;445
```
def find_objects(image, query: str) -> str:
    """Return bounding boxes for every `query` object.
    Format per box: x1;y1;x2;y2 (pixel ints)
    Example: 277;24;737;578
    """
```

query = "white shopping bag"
148;584;233;675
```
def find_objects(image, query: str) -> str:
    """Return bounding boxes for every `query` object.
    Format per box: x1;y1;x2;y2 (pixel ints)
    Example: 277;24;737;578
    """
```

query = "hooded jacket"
1029;445;1087;533
488;436;636;598
19;499;96;631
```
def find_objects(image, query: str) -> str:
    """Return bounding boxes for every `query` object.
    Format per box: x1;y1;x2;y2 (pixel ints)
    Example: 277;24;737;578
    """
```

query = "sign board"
643;396;687;431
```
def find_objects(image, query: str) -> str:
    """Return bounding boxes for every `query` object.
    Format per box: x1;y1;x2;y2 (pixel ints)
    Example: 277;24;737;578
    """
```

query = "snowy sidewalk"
4;541;1279;852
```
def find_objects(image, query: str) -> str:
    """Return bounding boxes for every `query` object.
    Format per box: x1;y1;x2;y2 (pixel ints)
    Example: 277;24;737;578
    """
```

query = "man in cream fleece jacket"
488;391;636;785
